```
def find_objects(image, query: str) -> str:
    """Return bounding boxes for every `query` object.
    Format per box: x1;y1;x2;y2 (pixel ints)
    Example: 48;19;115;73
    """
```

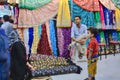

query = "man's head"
0;17;3;22
87;27;98;38
75;16;81;25
3;15;10;22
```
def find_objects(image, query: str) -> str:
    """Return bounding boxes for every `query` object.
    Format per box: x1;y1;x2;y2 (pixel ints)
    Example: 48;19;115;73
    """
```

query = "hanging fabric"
0;5;11;17
73;0;99;11
69;1;95;27
19;0;52;10
49;20;58;56
112;0;120;9
94;12;101;29
103;7;112;29
100;31;106;43
45;21;52;53
57;28;64;56
110;10;116;29
57;0;71;28
99;0;116;10
7;0;19;4
38;25;42;39
99;3;105;29
18;0;60;28
28;27;34;53
115;8;120;30
31;26;39;54
37;24;52;55
23;29;29;54
61;28;71;58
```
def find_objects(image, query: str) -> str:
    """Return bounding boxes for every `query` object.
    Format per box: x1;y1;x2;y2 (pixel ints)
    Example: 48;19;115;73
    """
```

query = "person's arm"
71;24;76;41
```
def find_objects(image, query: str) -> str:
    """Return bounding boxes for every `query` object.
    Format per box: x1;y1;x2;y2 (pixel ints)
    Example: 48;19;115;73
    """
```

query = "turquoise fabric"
38;25;42;39
112;0;120;9
19;0;52;10
69;1;95;27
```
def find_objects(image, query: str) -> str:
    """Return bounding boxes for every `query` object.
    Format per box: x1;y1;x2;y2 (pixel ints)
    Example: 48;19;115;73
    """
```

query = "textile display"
115;8;120;30
99;0;116;10
57;0;71;28
61;28;71;58
100;31;106;43
112;0;120;9
117;31;120;42
19;0;52;10
49;20;58;56
69;1;95;27
7;0;19;4
73;0;99;11
38;25;42;39
99;3;105;29
37;24;52;55
30;54;82;77
31;27;39;54
110;10;116;29
94;12;101;29
104;31;110;46
28;28;34;53
57;28;64;57
0;5;11;17
18;0;60;28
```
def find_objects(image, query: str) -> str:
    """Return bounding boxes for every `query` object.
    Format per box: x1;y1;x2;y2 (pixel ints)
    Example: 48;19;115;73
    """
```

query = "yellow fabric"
87;58;98;77
115;8;120;31
31;26;39;54
57;0;71;28
7;0;19;4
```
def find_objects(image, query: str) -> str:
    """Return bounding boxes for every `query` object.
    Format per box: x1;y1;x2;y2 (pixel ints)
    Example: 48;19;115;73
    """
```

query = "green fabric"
94;12;101;29
100;31;105;43
117;31;120;42
19;0;52;10
112;0;120;9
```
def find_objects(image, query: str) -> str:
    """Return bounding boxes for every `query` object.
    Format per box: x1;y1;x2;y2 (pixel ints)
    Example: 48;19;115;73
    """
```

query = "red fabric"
37;24;52;55
73;0;100;11
87;38;98;58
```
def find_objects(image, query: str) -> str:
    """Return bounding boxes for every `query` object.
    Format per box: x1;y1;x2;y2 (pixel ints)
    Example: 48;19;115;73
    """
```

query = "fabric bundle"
19;0;52;10
18;0;60;28
57;0;71;28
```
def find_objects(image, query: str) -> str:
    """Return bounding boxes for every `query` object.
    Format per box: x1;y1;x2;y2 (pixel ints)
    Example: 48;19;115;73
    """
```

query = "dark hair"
9;19;14;23
75;16;81;20
0;17;2;20
87;27;98;37
3;15;10;22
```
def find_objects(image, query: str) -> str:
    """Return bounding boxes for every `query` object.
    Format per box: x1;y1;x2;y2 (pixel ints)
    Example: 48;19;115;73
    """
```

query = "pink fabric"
100;3;105;30
18;0;60;28
73;0;100;11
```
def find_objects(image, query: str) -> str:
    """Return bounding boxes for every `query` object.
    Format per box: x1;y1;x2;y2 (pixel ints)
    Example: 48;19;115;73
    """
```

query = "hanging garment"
103;7;112;29
57;28;64;56
99;3;105;29
19;0;52;10
110;10;116;29
37;24;52;55
57;0;71;28
28;27;33;53
94;12;101;29
73;0;99;11
18;0;60;28
99;0;116;10
115;8;120;30
31;26;39;54
69;1;95;27
112;0;120;9
38;25;42;39
100;31;106;43
49;20;58;56
61;28;71;58
0;6;11;17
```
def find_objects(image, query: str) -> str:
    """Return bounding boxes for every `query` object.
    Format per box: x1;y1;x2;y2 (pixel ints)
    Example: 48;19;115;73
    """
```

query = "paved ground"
51;53;120;80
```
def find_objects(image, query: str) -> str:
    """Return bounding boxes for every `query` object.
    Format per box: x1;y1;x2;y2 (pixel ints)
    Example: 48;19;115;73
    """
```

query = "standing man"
71;16;87;62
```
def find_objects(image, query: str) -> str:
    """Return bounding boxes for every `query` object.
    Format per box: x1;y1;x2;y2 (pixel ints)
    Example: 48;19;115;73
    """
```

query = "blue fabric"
28;28;34;53
104;31;110;46
112;31;118;41
69;1;95;27
38;25;42;39
96;33;101;43
0;28;10;80
92;55;99;58
49;20;58;56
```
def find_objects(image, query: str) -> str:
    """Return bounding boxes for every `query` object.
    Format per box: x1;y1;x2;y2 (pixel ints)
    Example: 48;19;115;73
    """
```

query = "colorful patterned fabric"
99;0;116;10
57;0;71;28
73;0;99;11
69;1;95;27
18;0;60;28
37;24;52;55
19;0;52;10
112;0;120;9
115;8;120;30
